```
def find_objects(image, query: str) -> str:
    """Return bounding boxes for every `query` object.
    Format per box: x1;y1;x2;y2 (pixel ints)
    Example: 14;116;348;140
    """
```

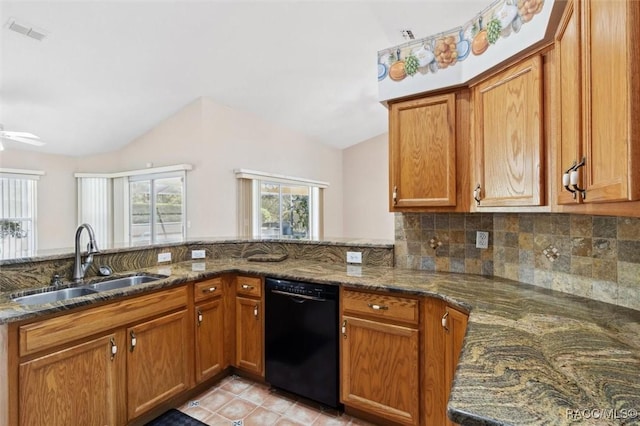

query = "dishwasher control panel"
266;278;338;299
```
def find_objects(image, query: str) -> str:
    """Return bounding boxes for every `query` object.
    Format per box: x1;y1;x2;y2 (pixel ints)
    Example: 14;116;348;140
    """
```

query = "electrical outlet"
346;251;362;264
157;252;172;263
192;250;206;259
476;231;489;249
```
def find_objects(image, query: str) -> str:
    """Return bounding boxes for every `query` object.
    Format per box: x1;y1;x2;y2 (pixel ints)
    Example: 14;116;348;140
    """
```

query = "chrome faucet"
72;223;100;282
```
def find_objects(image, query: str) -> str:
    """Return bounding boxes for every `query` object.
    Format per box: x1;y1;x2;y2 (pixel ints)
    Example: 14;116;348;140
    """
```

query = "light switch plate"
346;251;362;264
158;252;172;263
192;250;206;259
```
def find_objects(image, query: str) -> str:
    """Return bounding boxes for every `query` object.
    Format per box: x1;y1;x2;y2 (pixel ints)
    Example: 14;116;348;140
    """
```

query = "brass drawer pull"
368;303;389;311
202;286;217;293
241;284;255;290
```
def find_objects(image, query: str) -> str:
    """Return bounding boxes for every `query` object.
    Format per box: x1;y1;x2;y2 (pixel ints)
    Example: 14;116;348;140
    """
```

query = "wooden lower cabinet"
195;297;225;382
341;316;419;425
194;277;226;383
235;296;263;376
340;289;420;426
127;309;191;420
423;298;469;426
8;275;471;426
19;332;125;426
10;286;191;426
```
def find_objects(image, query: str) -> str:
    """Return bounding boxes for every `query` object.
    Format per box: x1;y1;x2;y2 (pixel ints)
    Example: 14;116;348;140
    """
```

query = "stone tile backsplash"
395;213;640;311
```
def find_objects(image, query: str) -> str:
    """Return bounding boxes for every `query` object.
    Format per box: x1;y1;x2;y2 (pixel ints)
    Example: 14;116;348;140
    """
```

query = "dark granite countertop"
1;259;639;425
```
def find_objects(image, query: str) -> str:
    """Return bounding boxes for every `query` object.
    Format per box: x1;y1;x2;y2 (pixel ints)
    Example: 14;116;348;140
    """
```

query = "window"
75;164;191;247
258;181;317;239
0;169;42;260
129;172;185;245
235;169;327;240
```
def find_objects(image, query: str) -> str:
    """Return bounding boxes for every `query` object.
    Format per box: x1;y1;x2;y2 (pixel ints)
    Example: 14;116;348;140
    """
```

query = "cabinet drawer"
194;277;223;302
236;275;262;298
19;286;188;357
342;289;419;325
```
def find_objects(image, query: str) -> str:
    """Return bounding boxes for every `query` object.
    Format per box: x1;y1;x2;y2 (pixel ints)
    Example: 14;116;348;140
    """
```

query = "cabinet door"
235;296;263;376
581;0;640;203
19;333;124;426
389;94;457;209
443;306;469;426
127;310;190;420
195;298;225;383
555;0;583;205
423;299;469;426
474;55;543;207
341;316;419;426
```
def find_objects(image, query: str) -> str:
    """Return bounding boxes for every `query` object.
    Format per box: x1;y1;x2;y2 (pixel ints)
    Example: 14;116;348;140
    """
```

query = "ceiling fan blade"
0;135;46;146
0;130;40;140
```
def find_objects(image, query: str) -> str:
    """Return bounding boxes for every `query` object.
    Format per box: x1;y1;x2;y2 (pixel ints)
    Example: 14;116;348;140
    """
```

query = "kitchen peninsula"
1;239;639;426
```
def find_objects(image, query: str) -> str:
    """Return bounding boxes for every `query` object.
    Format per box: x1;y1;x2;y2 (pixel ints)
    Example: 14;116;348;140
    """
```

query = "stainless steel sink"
12;273;167;306
86;274;164;292
13;287;99;306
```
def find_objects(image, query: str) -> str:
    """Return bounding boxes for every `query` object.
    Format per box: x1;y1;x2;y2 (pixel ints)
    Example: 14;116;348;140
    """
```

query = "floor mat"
145;408;208;426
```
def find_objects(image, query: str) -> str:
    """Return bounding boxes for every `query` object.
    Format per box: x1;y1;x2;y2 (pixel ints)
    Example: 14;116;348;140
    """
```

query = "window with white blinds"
77;177;111;246
0;170;41;260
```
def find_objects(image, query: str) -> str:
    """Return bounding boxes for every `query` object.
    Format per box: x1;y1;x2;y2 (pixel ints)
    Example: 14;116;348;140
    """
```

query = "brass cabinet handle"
196;308;203;326
367;303;389;311
202;286;217;293
392;186;398;205
110;337;117;361
130;330;137;352
442;311;449;332
473;184;482;206
242;284;255;290
341;319;347;339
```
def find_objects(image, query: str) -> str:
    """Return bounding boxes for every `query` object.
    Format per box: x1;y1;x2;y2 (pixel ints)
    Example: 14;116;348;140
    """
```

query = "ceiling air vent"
6;18;48;41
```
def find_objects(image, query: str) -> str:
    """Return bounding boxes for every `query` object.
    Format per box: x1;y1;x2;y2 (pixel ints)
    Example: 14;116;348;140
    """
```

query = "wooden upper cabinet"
555;0;582;206
473;55;544;207
389;93;458;210
555;0;640;206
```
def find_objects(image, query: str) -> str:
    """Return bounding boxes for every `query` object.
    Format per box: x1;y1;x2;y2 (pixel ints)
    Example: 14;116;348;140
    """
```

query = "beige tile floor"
178;375;374;426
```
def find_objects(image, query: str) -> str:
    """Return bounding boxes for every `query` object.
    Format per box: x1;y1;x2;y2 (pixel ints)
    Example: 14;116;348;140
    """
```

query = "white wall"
0;150;79;250
82;97;344;239
342;133;394;240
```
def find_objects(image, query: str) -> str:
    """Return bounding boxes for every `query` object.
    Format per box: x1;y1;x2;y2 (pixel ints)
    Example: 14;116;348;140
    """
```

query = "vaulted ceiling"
1;1;481;156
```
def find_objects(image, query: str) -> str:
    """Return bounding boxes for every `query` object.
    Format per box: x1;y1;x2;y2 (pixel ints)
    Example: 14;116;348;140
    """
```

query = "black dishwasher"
265;277;340;408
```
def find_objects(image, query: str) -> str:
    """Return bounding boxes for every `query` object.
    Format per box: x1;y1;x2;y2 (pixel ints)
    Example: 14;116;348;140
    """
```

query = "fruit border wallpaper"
378;0;555;101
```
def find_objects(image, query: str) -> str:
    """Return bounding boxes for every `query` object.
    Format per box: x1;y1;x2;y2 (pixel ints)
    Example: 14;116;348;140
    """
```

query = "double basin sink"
12;274;168;306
